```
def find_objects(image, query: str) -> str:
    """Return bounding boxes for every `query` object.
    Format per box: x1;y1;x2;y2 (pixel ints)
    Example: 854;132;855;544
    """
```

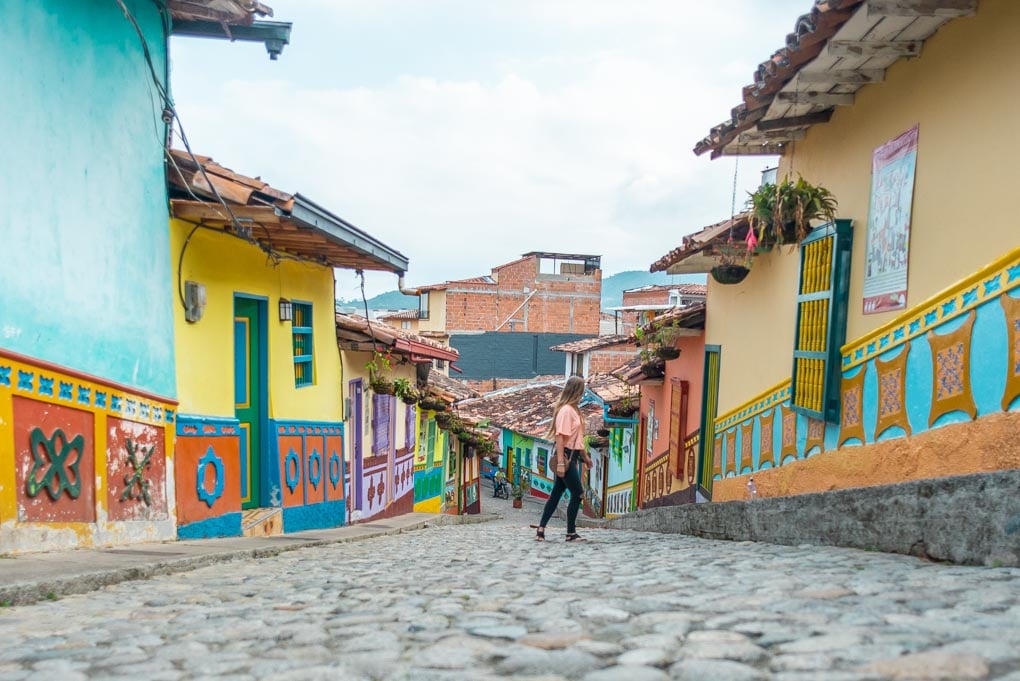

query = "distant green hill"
337;270;705;312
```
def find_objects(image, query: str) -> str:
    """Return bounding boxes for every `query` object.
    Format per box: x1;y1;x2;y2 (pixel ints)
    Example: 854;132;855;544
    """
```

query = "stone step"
241;507;283;537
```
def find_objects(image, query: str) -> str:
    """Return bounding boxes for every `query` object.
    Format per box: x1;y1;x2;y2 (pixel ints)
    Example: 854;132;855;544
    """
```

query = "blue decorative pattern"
284;449;301;493
95;391;107;408
962;287;979;306
1009;265;1020;283
77;385;91;405
17;370;34;391
328;452;342;487
196;446;225;508
58;381;73;400
308;448;323;487
38;376;55;396
0;366;10;387
110;395;122;412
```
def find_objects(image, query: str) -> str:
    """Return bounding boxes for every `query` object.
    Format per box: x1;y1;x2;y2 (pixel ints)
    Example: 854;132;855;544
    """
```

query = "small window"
292;302;314;386
668;290;681;307
419;292;430;320
433;359;446;370
570;353;584;377
401;320;411;330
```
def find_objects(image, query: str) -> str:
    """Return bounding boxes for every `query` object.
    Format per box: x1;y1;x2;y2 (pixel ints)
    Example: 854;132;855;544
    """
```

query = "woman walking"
535;376;592;542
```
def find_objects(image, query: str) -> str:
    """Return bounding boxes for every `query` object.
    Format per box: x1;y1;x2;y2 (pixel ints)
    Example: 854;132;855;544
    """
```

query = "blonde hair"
546;376;585;440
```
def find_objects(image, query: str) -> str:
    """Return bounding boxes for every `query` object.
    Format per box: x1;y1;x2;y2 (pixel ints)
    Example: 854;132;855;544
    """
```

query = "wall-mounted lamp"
184;281;206;323
279;298;293;323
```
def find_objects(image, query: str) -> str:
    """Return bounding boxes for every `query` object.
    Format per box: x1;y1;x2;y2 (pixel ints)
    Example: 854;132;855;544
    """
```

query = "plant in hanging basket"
433;411;453;429
446;414;465;433
370;377;395;395
655;346;681;361
710;263;751;285
640;358;666;378
747;175;838;247
418;395;448;412
596;428;610;437
393;378;421;404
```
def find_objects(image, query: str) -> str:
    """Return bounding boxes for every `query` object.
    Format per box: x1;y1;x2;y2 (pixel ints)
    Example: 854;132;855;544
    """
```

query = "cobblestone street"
2;497;1019;681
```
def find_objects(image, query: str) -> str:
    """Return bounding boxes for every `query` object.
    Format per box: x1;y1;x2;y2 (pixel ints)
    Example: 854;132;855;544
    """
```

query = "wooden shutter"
372;393;392;454
405;403;416;450
791;220;853;422
669;380;689;478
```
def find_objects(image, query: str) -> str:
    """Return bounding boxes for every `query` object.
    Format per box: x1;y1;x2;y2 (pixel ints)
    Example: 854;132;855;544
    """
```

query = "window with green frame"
292;302;314;387
791;220;853;422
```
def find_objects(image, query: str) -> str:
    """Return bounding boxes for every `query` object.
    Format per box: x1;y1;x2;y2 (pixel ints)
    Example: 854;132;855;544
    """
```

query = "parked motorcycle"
492;471;510;499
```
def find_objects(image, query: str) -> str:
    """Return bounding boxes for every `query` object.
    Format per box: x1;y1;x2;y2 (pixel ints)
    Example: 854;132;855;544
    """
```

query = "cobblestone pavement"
1;495;1019;681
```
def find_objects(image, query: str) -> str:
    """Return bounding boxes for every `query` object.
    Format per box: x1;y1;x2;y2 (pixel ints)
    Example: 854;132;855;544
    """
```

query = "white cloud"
170;1;803;297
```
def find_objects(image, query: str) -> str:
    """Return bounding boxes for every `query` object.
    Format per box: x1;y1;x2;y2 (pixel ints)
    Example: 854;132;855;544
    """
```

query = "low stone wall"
597;469;1020;566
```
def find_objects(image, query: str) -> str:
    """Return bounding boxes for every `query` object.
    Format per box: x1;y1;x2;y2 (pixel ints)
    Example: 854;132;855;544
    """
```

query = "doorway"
234;296;268;510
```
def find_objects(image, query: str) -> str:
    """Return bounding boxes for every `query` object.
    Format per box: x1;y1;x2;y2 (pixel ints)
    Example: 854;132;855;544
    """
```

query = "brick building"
414;252;603;388
608;283;707;334
551;335;637;379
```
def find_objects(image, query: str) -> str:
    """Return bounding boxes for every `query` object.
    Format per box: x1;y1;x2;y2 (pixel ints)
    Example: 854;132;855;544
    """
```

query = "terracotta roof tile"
650;214;751;273
550;335;633;353
457;380;606;439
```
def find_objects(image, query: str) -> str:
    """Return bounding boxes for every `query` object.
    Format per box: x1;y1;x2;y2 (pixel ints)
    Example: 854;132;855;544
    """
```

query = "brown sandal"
535;527;546;541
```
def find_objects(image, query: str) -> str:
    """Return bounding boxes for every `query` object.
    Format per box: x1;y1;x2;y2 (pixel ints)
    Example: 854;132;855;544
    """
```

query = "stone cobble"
0;497;1018;680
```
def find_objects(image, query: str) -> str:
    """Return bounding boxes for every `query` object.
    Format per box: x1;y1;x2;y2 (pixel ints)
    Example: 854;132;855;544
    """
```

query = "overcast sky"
169;0;806;300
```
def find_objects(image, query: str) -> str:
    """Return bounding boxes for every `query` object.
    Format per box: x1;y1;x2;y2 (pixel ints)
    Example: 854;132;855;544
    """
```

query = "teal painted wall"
0;0;176;397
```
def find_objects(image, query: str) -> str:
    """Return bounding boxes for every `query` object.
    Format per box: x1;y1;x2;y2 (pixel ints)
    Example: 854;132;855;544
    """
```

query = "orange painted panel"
278;435;305;507
325;435;345;502
305;435;325;504
175;435;240;525
106;417;168;521
13;396;95;522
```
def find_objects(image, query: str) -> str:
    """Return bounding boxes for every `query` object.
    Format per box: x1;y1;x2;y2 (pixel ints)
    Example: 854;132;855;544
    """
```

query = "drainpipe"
397;275;420;297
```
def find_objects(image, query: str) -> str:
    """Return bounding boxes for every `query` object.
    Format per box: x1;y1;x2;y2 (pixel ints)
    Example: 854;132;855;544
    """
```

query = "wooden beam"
776;91;855;106
828;40;922;57
797;69;886;85
756;109;834;131
867;0;977;17
720;143;787;156
737;129;807;143
169;200;280;224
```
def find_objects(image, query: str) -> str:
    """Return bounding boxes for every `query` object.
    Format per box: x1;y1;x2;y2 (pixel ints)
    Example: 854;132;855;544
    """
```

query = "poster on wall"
863;125;919;314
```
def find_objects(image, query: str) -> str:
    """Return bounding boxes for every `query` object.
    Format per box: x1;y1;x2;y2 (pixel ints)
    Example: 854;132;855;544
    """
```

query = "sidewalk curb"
0;513;498;607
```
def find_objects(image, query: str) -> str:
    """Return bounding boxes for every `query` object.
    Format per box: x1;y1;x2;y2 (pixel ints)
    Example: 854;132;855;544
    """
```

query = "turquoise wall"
0;0;176;397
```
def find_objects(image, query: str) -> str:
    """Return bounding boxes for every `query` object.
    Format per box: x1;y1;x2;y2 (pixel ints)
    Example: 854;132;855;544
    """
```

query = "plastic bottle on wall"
746;477;758;500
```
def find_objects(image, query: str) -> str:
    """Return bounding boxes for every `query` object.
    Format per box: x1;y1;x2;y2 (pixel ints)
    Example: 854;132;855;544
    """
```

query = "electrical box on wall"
184;281;206;323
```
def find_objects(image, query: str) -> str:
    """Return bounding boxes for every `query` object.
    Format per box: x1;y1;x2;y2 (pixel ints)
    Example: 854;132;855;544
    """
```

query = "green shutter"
791;220;853;423
292;302;314;387
697;345;722;493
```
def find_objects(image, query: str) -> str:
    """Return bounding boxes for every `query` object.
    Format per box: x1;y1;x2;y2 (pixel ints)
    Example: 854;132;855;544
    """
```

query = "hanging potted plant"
393;378;421;405
709;239;754;285
366;351;396;395
434;411;453;429
607;393;638;418
747;175;838;247
418;394;448;412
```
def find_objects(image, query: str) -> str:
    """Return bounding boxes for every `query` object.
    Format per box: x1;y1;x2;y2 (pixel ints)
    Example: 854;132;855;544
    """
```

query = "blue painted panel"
234;319;249;406
972;299;1008;417
0;0;175;397
178;513;243;540
283;500;346;533
176;413;241;437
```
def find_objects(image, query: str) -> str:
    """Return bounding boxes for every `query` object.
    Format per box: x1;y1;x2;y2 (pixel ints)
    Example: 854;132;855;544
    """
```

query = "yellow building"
167;150;408;537
657;0;1020;500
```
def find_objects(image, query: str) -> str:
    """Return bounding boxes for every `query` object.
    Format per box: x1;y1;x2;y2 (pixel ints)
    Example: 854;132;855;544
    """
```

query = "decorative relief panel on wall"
928;311;977;426
107;416;168;521
875;346;911;439
805;417;825;456
780;404;798;463
713;435;722;480
758;411;774;469
839;370;866;447
13;397;96;522
724;431;736;478
740;422;753;474
1002;294;1020;410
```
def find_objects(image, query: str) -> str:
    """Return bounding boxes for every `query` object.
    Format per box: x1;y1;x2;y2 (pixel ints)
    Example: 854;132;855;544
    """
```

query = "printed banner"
863;125;919;314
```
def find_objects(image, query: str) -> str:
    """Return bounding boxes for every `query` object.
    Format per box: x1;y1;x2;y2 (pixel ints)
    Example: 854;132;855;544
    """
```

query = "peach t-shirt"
554;406;584;450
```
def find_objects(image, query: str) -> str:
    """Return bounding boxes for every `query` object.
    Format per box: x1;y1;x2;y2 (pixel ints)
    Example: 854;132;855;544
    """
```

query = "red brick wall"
589;348;638;374
622;289;671;307
445;255;602;335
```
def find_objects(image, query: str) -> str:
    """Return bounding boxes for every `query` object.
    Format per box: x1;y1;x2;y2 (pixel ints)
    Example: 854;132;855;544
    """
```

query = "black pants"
538;452;583;534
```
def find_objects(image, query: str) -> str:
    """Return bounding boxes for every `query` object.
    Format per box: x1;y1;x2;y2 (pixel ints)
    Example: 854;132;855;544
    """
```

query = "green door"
234;297;264;510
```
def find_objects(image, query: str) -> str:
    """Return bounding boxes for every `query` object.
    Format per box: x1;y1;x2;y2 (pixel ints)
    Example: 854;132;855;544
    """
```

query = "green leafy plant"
747;175;838;246
393;377;421;404
511;471;531;500
366;351;395;394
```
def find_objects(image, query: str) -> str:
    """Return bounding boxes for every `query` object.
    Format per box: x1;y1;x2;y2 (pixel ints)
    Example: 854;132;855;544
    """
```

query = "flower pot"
655;346;681;361
608;405;637;418
710;264;750;285
640;359;666;378
596;428;610;437
370;379;395;395
512;498;523;509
